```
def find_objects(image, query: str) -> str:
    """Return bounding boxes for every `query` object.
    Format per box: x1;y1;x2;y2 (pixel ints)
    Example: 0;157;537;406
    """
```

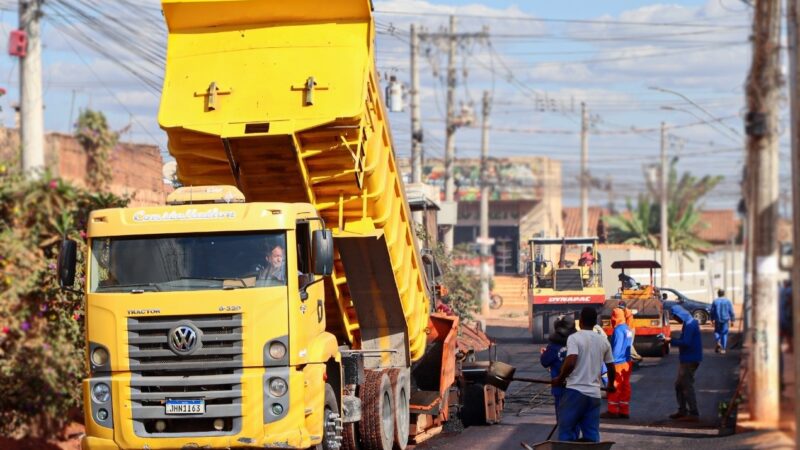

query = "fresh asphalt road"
416;317;794;450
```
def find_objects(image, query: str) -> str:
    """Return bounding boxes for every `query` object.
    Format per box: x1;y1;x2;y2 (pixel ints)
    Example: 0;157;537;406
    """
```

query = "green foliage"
75;109;118;192
435;243;481;321
0;165;127;436
605;195;659;249
605;158;723;256
415;226;480;321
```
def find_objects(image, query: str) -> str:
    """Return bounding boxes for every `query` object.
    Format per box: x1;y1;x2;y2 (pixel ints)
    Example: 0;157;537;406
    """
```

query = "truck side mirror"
58;239;78;289
312;229;333;276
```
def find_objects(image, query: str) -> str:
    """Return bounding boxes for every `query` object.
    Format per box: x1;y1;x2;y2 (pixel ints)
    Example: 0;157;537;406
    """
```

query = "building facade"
401;156;562;274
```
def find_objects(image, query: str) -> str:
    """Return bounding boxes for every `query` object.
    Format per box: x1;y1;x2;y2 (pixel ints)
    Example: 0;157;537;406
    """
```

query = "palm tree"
605;195;659;249
605;158;723;256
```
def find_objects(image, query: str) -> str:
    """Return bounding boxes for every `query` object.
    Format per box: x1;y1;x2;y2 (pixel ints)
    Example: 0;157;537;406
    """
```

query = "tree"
0;164;127;436
605;158;723;255
75;109;118;192
605;195;659;249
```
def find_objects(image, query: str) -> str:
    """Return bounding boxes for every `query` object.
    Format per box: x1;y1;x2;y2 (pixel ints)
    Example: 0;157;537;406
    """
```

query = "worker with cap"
601;307;634;419
668;304;703;421
619;301;642;362
540;316;577;412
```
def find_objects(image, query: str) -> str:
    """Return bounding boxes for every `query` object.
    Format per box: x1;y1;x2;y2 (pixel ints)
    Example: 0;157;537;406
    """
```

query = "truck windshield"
89;232;287;293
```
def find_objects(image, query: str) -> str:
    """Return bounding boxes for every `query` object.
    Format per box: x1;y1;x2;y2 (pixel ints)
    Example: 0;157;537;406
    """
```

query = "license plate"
165;399;205;415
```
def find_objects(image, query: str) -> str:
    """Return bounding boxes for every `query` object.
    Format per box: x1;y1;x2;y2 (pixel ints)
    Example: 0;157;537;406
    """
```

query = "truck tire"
341;422;359;450
531;314;545;343
315;384;343;450
359;370;394;450
388;368;410;450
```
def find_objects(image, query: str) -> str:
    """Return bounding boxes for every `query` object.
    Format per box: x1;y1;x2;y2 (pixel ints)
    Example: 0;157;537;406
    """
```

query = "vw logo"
167;323;202;355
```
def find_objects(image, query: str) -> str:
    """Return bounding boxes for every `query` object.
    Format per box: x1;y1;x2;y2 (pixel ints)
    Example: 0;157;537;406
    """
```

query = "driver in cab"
259;243;286;283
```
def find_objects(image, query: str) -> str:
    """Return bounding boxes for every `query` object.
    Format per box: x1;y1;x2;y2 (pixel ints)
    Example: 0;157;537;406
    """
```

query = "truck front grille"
127;314;243;437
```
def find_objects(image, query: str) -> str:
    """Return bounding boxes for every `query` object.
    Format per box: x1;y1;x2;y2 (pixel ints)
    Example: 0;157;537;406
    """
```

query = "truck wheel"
388;368;410;450
489;294;503;310
531;314;545;343
359;370;394;450
341;423;359;450
316;384;343;450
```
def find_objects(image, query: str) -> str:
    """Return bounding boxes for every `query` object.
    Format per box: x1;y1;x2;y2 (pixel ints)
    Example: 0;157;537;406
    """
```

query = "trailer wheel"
388;368;410;450
359;370;394;450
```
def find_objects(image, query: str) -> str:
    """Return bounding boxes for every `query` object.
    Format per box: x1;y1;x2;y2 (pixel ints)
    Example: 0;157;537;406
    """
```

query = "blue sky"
0;0;788;212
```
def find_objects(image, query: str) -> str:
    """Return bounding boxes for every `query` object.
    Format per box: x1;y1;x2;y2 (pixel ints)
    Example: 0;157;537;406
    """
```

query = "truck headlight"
91;347;109;367
268;377;288;397
92;383;111;403
268;341;287;360
650;320;660;326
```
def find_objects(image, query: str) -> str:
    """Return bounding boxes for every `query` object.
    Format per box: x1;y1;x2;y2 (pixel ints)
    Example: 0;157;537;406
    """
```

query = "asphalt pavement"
416;315;795;450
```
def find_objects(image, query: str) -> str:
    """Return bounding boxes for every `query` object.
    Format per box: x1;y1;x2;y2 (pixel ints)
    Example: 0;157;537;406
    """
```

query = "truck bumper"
82;429;314;449
82;366;321;450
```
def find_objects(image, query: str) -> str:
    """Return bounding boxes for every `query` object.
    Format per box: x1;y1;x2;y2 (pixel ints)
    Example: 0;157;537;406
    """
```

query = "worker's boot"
600;412;620;419
669;411;687;420
715;343;721;353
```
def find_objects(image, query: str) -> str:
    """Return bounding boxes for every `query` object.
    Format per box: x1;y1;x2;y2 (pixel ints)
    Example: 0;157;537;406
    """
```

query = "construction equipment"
600;260;671;357
56;2;504;449
526;237;605;342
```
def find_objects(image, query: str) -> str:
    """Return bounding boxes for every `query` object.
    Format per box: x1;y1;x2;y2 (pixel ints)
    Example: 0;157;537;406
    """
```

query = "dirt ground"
1;422;83;450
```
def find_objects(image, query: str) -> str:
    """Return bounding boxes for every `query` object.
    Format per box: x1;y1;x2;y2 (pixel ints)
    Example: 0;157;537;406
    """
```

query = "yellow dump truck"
56;1;503;449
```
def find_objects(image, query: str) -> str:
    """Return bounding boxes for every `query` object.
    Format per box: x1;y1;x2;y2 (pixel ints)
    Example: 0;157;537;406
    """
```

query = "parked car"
658;287;712;325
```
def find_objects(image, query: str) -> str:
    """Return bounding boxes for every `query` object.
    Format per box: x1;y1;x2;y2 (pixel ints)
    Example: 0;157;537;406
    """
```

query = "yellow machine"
526;237;605;341
56;1;498;449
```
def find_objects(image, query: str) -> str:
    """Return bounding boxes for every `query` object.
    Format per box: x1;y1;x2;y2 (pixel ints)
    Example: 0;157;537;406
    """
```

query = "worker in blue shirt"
710;289;735;354
668;305;703;421
540;316;577;412
601;307;634;419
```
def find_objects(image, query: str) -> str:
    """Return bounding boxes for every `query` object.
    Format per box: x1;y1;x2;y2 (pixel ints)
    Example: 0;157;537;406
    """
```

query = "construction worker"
552;307;616;442
620;301;642;362
668;305;702;421
601;307;634;419
578;246;594;266
710;289;735;354
540;316;577;412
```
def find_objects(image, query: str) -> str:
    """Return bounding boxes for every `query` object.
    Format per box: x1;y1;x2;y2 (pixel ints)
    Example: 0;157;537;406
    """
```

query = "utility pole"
745;0;781;426
19;0;44;177
785;0;800;435
479;91;491;317
442;15;457;252
409;24;424;226
417;19;488;252
410;24;422;185
580;103;589;237
660;122;669;287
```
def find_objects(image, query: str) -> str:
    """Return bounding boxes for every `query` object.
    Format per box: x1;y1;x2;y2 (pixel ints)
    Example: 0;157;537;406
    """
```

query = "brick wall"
0;128;169;206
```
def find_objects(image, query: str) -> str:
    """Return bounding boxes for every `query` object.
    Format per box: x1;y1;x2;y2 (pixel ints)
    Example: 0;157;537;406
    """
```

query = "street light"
650;86;742;141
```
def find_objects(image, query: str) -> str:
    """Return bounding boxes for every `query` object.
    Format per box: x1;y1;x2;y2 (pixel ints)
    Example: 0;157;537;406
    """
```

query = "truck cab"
61;186;344;449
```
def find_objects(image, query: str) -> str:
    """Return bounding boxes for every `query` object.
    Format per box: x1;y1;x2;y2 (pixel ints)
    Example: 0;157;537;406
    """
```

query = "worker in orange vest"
601;307;634;419
620;301;642;362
